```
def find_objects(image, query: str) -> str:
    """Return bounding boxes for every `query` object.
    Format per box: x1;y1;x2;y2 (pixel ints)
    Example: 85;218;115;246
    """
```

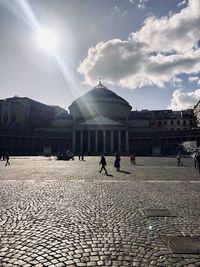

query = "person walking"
5;152;10;166
81;152;84;161
196;153;200;174
99;155;108;175
130;152;136;165
114;153;121;171
177;153;183;167
194;152;198;168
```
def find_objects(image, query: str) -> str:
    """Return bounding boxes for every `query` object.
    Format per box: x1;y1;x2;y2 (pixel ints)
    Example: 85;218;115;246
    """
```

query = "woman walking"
114;154;121;171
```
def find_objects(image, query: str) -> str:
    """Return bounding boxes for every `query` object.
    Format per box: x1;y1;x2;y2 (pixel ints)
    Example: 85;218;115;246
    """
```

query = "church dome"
69;82;132;121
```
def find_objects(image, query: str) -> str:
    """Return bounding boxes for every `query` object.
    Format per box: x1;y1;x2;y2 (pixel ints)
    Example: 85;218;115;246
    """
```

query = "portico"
73;128;129;155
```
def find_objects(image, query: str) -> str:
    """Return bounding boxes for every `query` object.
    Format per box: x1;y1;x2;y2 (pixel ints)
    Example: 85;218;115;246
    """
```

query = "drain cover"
144;209;176;217
162;236;200;254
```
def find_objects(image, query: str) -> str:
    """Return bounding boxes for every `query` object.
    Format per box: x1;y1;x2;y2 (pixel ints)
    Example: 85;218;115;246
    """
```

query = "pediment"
78;115;123;126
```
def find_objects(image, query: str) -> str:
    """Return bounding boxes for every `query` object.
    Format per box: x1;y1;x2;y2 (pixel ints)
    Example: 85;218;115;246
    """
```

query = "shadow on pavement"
106;173;114;177
119;170;131;174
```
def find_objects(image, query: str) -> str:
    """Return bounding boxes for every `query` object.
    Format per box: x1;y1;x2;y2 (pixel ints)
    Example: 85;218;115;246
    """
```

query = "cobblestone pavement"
0;156;200;267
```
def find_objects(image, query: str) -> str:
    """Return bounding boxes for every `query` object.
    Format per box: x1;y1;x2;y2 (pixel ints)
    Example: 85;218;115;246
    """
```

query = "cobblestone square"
0;156;200;267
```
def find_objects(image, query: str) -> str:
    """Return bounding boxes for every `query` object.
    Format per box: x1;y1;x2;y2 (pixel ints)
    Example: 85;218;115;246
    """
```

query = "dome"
69;82;132;120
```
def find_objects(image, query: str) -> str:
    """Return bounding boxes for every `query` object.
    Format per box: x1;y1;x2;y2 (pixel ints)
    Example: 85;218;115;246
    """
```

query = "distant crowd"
2;150;200;175
0;152;10;166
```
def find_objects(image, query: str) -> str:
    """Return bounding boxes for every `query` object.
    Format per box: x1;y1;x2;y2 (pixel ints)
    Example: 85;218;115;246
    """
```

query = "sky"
0;0;200;112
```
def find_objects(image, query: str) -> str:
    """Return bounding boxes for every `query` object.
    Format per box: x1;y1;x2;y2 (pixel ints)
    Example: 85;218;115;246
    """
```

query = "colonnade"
73;129;129;154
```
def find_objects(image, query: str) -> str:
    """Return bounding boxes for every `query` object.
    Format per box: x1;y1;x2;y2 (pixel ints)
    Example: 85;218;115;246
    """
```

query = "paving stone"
0;156;200;266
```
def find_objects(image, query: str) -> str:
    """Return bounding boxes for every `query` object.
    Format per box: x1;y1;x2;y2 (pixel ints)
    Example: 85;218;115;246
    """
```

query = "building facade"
194;100;200;127
0;82;199;156
69;82;131;155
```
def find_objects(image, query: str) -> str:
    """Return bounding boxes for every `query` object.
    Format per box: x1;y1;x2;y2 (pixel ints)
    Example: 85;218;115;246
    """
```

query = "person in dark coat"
196;153;200;174
130;152;136;165
194;152;198;168
5;152;10;166
81;152;84;161
99;155;108;175
176;153;183;166
114;154;121;171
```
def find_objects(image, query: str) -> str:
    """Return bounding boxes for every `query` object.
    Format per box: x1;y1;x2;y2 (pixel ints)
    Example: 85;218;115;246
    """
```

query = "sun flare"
35;28;59;52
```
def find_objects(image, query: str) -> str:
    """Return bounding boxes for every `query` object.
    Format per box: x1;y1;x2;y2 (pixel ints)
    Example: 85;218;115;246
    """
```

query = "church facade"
69;82;131;155
0;82;199;156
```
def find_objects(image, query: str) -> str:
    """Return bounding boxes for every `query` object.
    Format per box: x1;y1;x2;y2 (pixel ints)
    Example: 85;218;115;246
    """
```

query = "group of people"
0;152;10;166
177;151;200;174
99;153;136;175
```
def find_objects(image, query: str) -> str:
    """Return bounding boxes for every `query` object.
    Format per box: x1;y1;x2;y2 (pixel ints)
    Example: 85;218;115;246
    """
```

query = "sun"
35;28;59;52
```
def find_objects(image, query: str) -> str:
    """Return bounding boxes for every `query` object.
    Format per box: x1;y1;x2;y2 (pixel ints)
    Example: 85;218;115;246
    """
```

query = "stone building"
0;82;199;156
69;82;131;155
194;100;200;127
0;96;59;131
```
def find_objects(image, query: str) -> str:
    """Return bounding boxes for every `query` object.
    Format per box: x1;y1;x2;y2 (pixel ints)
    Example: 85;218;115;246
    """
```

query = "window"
177;120;180;125
171;120;174;125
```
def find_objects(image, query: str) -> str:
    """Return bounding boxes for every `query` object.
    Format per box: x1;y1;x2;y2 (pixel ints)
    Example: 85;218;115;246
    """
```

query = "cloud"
78;0;200;89
171;77;182;86
189;76;200;84
129;0;148;9
111;6;127;17
178;0;188;7
132;0;200;53
168;89;200;110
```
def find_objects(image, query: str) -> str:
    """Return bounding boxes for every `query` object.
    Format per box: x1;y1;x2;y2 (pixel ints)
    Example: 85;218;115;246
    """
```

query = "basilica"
0;82;199;156
69;81;131;154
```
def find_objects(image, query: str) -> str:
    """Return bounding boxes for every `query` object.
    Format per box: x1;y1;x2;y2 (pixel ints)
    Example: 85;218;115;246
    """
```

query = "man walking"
99;155;108;175
194;152;198;168
5;152;10;166
196;153;200;174
177;153;183;167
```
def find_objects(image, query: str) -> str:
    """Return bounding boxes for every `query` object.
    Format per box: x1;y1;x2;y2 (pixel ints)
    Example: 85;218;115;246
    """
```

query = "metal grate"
144;208;176;217
162;236;200;254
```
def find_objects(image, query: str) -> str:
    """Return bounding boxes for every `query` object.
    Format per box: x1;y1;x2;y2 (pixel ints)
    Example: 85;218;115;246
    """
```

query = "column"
103;130;106;154
126;131;129;153
111;130;114;153
87;131;90;153
32;138;35;155
72;130;76;153
80;130;83;153
95;131;98;153
118;130;121;153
